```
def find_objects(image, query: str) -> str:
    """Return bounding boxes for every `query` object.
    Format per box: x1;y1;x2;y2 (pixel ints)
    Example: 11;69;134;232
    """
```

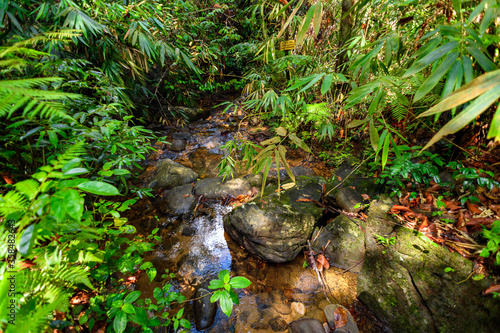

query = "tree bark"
336;0;357;72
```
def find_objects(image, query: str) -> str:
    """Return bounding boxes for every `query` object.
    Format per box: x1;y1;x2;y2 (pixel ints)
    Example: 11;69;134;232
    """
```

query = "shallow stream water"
129;100;384;332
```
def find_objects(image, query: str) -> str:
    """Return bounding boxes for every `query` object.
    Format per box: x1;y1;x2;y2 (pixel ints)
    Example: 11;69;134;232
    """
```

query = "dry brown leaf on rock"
334;306;349;328
317;254;330;270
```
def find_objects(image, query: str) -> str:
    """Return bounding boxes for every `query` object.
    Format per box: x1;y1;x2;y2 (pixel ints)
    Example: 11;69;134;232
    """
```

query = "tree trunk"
336;0;357;72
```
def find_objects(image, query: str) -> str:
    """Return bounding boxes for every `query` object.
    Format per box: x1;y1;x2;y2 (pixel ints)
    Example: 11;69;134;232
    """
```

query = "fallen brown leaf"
465;218;497;228
466;202;482;215
483;285;500;295
334;307;349;328
317;254;330;270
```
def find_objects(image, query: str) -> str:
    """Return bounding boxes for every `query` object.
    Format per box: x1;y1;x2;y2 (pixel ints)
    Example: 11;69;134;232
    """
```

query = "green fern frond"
0;78;64;89
392;103;408;122
49;141;86;171
0;190;29;220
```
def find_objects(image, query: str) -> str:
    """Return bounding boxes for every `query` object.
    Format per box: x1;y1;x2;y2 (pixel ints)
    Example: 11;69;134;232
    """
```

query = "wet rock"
332;160;384;199
148;159;198;190
158;184;195;215
171;131;191;141
288;318;326;333
193;287;217;331
324;304;359;333
357;197;500;333
189;148;222;178
224;177;325;263
269;316;288;332
255;293;272;309
336;187;365;213
312;215;365;273
251;322;270;330
175;106;208;121
169;139;186;152
194;177;251;199
273;303;291;315
291;302;306;316
181;225;196;236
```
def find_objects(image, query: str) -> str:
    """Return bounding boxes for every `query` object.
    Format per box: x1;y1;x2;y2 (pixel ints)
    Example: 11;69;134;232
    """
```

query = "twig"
340;259;364;274
324;153;374;197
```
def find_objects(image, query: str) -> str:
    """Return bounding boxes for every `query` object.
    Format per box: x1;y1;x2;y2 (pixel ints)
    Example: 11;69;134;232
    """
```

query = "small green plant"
444;267;455;273
374;234;396;246
208;270;251;317
480;220;500;266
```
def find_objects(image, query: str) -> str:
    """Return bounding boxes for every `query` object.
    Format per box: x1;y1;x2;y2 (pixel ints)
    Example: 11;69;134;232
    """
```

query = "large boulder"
224;177;325;263
158;184;195;215
148;159;198;190
312;215;365;273
175;106;209;121
357;197;500;332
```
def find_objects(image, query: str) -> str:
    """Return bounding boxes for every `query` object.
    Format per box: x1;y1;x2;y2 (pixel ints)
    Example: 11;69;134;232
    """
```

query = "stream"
125;97;383;333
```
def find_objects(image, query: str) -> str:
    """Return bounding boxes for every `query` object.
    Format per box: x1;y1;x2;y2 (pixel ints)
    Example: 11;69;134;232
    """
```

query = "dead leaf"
337;176;342;181
361;194;370;201
317;254;330;270
465;218;497;227
466;201;482;215
456;211;466;229
333;306;349;328
297;198;314;202
483;285;500;295
445;201;462;211
391;205;412;212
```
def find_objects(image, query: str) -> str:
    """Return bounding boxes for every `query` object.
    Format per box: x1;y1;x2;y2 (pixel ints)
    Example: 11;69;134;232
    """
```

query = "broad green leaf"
210;290;223;302
223;271;230;284
63;189;83;220
376;130;388;159
77;181;120;196
414;51;459;102
487;105;500;141
419;69;500;117
147;268;157;282
289;133;312;153
286;74;316;91
176;308;184;319
422;85;500;150
276;127;287;136
18;224;36;256
229;288;239;305
208;278;224;289
219;290;233;317
124;291;141;304
229;276;251;289
321;74;333;95
452;0;461;15
63;168;89;176
113;169;131;176
296;4;315;45
180;319;191;329
369;119;379;152
113;311;127;333
403;41;459;77
121;303;136;314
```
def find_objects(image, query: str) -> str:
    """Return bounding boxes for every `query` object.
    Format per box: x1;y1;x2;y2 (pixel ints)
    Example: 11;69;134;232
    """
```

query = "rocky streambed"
126;100;499;332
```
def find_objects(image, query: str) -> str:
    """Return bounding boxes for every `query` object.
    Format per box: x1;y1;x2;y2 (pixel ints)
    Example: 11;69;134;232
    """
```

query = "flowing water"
128;98;384;332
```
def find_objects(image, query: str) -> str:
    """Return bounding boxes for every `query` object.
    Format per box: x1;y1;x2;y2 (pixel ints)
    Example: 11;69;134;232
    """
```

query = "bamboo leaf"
321;74;333;95
298;73;324;93
422;85;500;150
466;45;497;72
487;104;500;141
261;136;281;146
276;0;305;39
296;4;315;45
276;127;287;136
419;69;500;117
347;118;370;128
462;55;474;84
414;51;459;102
278;145;295;183
289;133;311;153
382;133;391;170
312;2;323;37
403;41;459;77
369;119;379;152
261;156;272;196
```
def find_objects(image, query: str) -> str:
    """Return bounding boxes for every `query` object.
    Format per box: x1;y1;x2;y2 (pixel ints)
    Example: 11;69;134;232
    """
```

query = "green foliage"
208;269;251;317
480;221;500;266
